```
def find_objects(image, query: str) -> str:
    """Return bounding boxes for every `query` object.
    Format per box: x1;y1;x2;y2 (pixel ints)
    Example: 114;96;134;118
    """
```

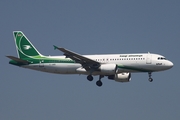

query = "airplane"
7;31;173;87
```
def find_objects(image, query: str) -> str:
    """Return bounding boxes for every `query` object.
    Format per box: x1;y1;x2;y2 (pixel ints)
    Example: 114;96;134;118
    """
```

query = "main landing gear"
87;75;104;87
148;72;153;82
87;75;93;81
96;75;104;87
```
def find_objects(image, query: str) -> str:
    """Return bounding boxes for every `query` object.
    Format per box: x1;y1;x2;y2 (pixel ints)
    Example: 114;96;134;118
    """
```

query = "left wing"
53;45;100;70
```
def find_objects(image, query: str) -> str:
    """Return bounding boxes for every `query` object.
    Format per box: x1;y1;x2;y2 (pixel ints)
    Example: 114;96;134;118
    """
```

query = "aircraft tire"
149;78;153;82
87;75;93;81
96;80;103;87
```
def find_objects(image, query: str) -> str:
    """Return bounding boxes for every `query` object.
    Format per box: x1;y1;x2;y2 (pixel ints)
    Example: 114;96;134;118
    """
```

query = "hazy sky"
1;0;180;120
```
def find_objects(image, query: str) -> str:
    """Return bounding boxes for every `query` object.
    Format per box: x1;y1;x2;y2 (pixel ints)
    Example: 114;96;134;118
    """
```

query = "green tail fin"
13;31;43;59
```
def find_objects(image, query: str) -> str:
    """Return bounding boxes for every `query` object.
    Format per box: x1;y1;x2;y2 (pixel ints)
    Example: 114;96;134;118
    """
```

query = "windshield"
157;57;166;60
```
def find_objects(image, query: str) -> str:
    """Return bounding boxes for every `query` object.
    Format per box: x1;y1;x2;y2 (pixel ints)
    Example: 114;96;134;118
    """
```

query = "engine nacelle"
99;64;117;75
108;73;131;82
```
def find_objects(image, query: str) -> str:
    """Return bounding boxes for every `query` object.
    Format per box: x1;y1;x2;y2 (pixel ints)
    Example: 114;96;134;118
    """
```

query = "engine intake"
108;73;131;82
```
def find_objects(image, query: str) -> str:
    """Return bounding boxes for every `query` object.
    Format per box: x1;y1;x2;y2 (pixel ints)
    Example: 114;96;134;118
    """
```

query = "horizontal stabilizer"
6;56;30;64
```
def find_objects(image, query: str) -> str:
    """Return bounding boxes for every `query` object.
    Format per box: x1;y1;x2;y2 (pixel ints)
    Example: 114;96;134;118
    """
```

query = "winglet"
53;45;58;50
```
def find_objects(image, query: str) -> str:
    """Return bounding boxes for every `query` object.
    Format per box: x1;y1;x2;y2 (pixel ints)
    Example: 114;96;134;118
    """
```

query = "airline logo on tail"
13;31;43;59
23;45;32;50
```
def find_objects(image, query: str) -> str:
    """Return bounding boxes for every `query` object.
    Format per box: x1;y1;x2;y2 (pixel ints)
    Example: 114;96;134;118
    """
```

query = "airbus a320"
7;31;173;87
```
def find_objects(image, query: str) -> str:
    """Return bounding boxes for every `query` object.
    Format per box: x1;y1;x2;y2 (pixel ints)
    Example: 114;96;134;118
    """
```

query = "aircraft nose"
167;61;174;69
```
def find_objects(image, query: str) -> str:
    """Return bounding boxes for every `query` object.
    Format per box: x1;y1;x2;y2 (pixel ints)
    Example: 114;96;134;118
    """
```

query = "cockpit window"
158;57;166;60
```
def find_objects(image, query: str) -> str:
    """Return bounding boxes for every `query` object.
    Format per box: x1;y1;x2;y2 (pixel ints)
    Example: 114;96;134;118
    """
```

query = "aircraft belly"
22;63;81;74
46;63;81;74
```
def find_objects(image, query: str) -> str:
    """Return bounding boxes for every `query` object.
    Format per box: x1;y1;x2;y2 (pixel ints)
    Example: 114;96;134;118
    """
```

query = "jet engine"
99;64;117;75
108;73;131;82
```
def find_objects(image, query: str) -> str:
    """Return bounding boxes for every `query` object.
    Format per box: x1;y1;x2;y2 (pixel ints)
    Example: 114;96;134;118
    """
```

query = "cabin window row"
95;58;145;61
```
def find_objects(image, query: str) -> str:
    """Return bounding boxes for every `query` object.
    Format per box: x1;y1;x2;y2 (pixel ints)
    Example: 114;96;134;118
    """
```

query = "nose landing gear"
148;72;153;82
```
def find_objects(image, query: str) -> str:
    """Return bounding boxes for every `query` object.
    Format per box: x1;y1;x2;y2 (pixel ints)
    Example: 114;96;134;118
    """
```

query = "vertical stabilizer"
13;31;43;59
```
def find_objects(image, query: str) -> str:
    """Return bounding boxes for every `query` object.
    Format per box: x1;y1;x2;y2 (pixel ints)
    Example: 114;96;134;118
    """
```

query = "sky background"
0;0;180;120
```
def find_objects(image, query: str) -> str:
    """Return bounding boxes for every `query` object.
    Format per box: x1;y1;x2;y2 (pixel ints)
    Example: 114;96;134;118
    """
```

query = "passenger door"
146;54;152;64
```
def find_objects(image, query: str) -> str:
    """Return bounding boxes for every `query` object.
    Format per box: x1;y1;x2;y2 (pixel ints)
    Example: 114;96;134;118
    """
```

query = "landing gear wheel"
96;80;103;87
87;75;93;81
149;78;153;82
148;72;153;82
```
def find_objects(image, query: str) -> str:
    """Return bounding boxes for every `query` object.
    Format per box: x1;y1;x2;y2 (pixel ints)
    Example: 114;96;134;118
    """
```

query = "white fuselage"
23;53;173;75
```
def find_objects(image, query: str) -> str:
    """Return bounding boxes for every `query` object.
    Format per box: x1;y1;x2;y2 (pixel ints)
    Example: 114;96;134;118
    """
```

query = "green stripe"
117;65;152;72
9;57;75;66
